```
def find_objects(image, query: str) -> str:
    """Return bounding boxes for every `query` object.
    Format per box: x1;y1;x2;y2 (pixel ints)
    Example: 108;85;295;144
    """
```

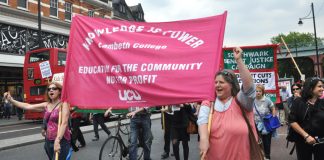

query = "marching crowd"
2;47;324;160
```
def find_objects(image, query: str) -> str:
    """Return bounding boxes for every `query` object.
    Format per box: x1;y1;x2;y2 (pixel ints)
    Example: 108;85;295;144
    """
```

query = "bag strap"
235;98;255;137
302;105;310;121
253;103;264;119
289;143;296;155
46;101;62;124
207;101;214;134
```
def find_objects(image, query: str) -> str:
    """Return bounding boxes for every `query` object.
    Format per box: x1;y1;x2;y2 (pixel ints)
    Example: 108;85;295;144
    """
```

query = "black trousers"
93;113;110;138
4;107;11;119
16;108;23;120
162;113;172;154
261;132;272;159
71;117;86;149
296;140;324;160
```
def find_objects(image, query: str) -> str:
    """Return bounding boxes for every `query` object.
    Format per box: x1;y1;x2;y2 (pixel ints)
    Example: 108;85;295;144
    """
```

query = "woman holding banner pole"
3;82;71;160
197;47;258;160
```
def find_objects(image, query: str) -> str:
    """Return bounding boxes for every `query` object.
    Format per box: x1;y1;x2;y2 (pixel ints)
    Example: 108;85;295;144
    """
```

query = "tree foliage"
271;32;324;49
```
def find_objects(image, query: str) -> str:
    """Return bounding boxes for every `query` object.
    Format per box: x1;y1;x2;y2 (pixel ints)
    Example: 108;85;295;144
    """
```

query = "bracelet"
304;135;310;140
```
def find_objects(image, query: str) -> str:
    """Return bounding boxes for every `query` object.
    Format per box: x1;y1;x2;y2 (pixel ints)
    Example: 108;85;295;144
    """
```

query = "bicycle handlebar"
110;113;129;119
313;136;324;146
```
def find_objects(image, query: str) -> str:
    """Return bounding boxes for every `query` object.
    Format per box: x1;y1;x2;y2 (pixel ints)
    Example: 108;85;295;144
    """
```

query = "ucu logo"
118;89;142;101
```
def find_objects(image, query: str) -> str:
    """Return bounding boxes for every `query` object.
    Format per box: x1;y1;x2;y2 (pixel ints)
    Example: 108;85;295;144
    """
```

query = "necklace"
307;99;316;105
50;100;61;110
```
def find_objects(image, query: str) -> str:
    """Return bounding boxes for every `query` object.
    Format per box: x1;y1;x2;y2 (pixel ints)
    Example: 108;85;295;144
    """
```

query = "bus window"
30;85;47;96
29;51;50;63
27;68;34;80
58;52;66;66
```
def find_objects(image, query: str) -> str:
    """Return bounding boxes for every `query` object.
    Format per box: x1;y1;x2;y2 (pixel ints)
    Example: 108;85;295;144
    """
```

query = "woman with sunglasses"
289;77;324;160
286;83;302;116
198;47;257;160
3;82;71;160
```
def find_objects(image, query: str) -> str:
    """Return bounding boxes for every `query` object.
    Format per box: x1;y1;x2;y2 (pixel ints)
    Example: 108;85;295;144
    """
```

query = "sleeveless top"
207;99;256;160
44;104;71;141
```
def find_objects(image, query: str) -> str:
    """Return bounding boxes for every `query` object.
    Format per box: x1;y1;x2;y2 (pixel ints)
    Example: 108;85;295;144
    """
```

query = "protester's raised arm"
4;92;46;111
233;47;253;91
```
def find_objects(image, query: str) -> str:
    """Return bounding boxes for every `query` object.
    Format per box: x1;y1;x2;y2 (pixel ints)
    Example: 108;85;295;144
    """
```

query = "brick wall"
1;0;111;22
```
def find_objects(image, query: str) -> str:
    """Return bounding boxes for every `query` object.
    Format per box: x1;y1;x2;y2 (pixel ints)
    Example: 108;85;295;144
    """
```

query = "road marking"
0;126;41;135
0;124;35;129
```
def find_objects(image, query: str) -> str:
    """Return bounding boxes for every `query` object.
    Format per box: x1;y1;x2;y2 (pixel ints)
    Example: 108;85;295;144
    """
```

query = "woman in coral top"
198;47;257;160
3;82;70;160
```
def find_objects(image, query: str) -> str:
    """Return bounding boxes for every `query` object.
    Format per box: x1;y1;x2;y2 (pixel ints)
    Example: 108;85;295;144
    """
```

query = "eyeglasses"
47;87;58;91
292;88;300;91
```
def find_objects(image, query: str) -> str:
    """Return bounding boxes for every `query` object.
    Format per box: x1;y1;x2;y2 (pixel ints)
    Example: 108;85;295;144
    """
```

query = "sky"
125;0;324;47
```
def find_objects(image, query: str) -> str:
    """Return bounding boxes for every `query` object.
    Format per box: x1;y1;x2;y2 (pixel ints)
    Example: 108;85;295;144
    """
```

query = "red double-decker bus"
23;48;151;120
23;48;66;120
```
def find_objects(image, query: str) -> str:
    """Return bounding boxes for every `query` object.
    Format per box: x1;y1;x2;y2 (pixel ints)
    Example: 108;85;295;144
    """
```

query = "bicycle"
99;113;144;160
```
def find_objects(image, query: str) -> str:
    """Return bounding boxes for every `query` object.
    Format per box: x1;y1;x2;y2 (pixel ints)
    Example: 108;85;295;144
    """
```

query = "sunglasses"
311;77;321;82
221;70;231;75
47;87;59;91
220;70;235;78
292;88;300;91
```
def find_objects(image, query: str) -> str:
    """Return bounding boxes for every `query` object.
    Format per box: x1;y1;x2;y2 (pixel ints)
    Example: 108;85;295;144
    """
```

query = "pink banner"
62;12;227;109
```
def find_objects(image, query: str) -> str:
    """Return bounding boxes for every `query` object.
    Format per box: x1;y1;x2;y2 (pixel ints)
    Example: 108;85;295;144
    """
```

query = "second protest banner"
223;45;280;103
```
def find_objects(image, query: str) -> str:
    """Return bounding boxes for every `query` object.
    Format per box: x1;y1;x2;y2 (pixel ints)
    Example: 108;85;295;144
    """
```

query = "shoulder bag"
254;103;280;132
187;107;198;134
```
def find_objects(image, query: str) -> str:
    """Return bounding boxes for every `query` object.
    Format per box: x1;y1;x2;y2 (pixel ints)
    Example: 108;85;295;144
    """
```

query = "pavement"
0;115;37;128
0;113;161;151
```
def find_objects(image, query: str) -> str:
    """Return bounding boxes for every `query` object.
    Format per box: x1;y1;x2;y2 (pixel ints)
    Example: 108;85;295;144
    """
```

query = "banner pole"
201;102;214;160
207;104;213;135
162;106;165;133
55;105;62;160
280;37;304;80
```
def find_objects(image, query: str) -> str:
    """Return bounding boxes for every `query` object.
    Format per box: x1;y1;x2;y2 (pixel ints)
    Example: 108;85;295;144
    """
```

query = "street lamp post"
38;0;42;48
298;2;320;77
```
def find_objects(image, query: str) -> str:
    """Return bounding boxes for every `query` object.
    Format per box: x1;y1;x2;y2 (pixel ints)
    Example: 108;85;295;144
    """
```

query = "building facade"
0;0;144;99
277;45;324;81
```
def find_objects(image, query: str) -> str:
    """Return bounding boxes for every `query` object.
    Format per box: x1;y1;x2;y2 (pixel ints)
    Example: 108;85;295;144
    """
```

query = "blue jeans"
44;138;71;160
129;114;152;160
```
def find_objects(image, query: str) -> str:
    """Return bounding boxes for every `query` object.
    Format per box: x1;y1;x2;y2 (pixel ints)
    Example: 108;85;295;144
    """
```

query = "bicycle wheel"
99;136;123;160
